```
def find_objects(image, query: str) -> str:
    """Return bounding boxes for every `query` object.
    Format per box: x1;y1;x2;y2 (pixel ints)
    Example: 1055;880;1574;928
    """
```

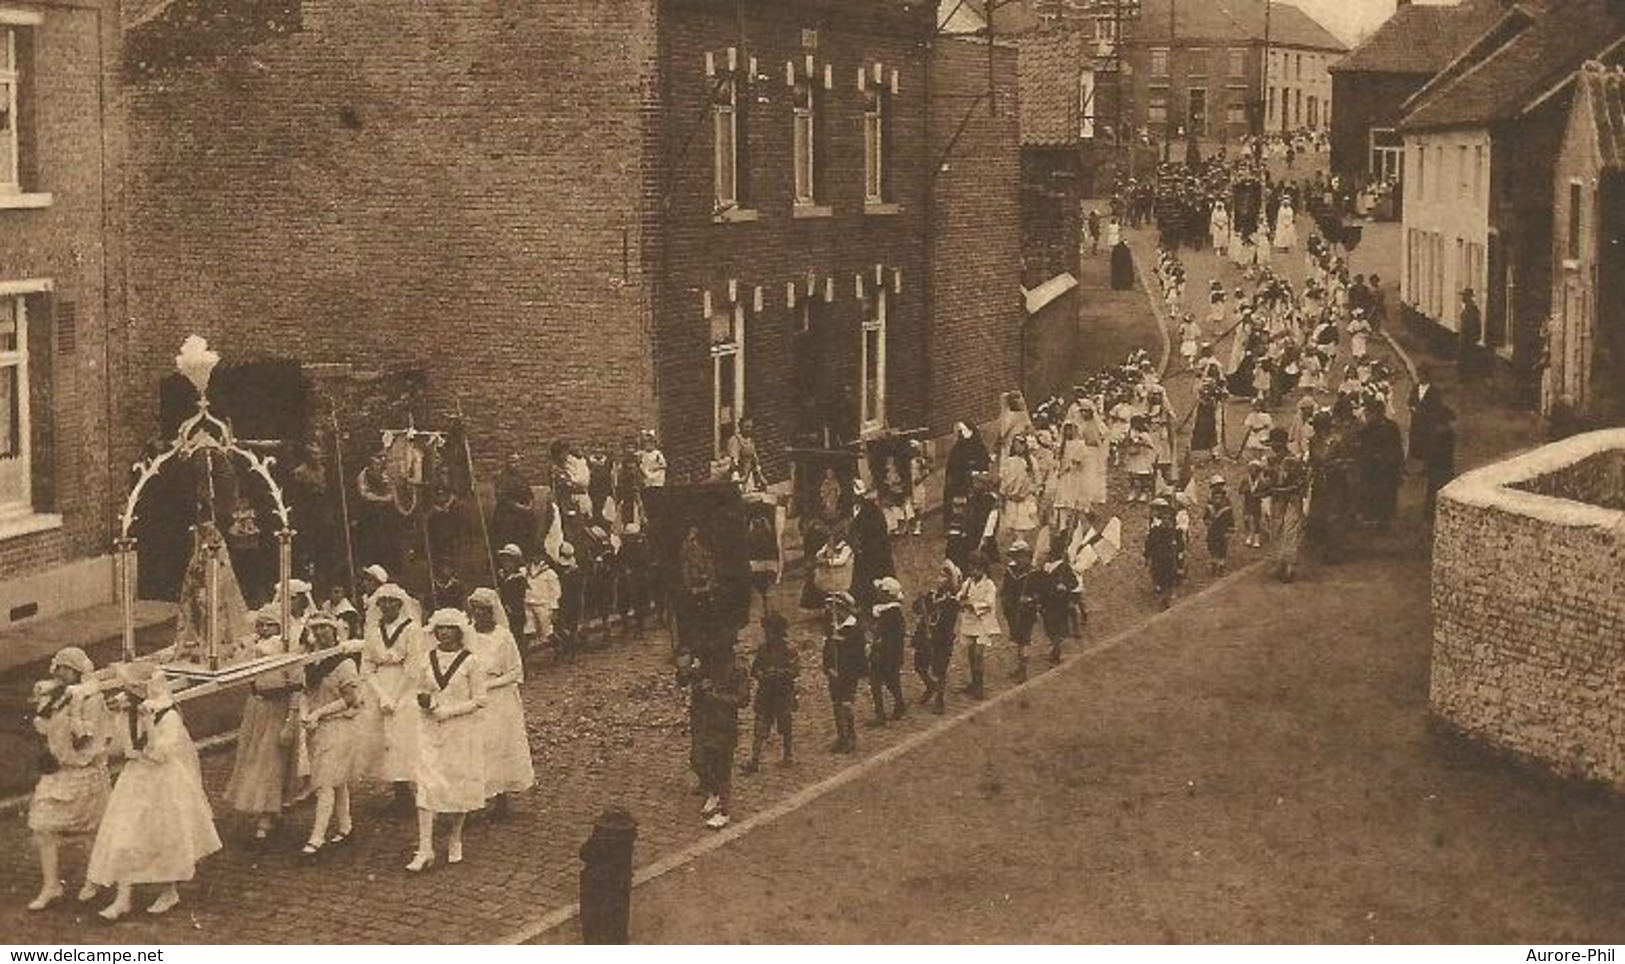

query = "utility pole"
1258;0;1271;167
1163;0;1175;162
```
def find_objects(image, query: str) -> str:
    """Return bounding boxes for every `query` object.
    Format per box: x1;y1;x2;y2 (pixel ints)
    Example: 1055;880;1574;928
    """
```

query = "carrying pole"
330;405;360;608
456;396;502;589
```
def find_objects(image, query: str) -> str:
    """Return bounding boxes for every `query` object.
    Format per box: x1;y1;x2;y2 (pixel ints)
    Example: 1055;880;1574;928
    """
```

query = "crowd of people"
25;143;1472;921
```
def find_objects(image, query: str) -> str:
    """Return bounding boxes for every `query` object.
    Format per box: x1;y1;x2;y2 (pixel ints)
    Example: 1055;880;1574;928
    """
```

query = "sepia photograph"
0;0;1623;948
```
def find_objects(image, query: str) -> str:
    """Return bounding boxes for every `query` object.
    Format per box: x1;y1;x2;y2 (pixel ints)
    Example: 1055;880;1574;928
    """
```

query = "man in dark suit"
1407;363;1446;466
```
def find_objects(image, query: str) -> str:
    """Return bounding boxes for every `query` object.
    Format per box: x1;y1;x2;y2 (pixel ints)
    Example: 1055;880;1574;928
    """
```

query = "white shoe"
701;794;721;816
704;812;730;830
406;851;435;873
447;841;464;865
147;890;180;915
27;885;63;911
77;882;100;903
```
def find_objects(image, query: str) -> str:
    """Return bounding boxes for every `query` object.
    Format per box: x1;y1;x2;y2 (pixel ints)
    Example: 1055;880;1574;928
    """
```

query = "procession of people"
22;136;1458;923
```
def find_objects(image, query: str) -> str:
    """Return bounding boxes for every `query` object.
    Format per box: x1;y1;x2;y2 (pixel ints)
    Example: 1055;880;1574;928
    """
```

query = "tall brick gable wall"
653;0;933;482
927;36;1021;438
0;0;122;582
122;0;661;478
1430;430;1625;789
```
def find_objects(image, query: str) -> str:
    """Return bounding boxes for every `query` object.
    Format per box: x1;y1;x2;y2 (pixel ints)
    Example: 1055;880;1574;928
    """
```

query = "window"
1267;87;1276;125
1568;180;1583;261
1458;145;1469;200
860;288;887;431
710;301;746;457
1295;53;1302;80
1227;100;1247;125
0;294;30;510
1149;87;1168;125
1307;95;1317;128
1294;88;1302;126
1474;144;1484;205
1187;88;1207;136
1369;129;1402;180
793;78;816;204
1096;18;1117;42
864;87;885;203
713;71;738;210
1416;144;1426;199
1433;145;1443;197
1188;48;1206;76
1228;48;1244;78
1150;47;1168;76
0;26;17;192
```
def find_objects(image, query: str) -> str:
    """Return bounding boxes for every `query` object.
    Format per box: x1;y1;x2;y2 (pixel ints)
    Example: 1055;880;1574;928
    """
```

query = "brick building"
1327;0;1508;184
0;0;123;628
1117;0;1343;148
123;0;1020;496
1546;62;1625;425
1396;0;1625;405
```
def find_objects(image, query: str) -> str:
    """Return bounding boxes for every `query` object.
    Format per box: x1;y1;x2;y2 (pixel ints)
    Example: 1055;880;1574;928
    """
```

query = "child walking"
86;668;221;920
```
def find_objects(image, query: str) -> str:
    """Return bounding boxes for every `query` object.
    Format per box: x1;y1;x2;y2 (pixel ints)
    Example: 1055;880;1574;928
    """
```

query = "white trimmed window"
707;48;755;214
1150;47;1168;76
0;292;31;510
864;88;885;203
0;25;19;192
794;78;815;203
710;299;746;457
860;288;887;432
713;73;737;210
1227;48;1244;78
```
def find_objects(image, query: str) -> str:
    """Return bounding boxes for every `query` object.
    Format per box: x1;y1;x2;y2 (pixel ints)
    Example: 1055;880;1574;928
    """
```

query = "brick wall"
0;0;121;582
930;36;1022;438
122;0;662;482
1431;429;1625;789
653;0;933;482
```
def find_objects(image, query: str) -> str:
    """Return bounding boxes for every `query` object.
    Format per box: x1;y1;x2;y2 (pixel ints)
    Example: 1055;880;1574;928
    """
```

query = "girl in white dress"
1051;422;1089;534
299;615;364;857
465;588;536;814
408;609;487;872
357;585;422;812
87;668;221;920
223;609;302;844
27;647;111;911
999;435;1041;550
1274;198;1298;252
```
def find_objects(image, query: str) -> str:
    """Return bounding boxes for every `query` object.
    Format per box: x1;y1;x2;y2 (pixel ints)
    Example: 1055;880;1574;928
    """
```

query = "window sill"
0;192;53;211
792;203;834;219
713;207;759;224
864;201;901;217
0;510;63;542
1562;258;1581;271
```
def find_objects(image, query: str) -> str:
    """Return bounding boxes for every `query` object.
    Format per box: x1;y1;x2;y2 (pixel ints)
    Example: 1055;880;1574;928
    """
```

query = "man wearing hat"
1357;397;1405;531
1265;427;1309;582
820;592;866;753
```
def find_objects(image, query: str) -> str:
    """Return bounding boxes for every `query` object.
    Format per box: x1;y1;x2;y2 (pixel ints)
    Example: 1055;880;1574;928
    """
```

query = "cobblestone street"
0;206;1415;944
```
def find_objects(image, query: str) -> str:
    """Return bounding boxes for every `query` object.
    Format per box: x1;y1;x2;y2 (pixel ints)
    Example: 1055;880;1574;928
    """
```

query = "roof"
1331;0;1511;75
1575;60;1625;171
1017;29;1086;145
940;0;1044;35
1399;0;1625;131
1128;0;1347;52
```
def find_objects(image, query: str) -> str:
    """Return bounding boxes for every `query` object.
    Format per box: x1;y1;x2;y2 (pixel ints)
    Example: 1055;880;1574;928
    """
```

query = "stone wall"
1430;429;1625;788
